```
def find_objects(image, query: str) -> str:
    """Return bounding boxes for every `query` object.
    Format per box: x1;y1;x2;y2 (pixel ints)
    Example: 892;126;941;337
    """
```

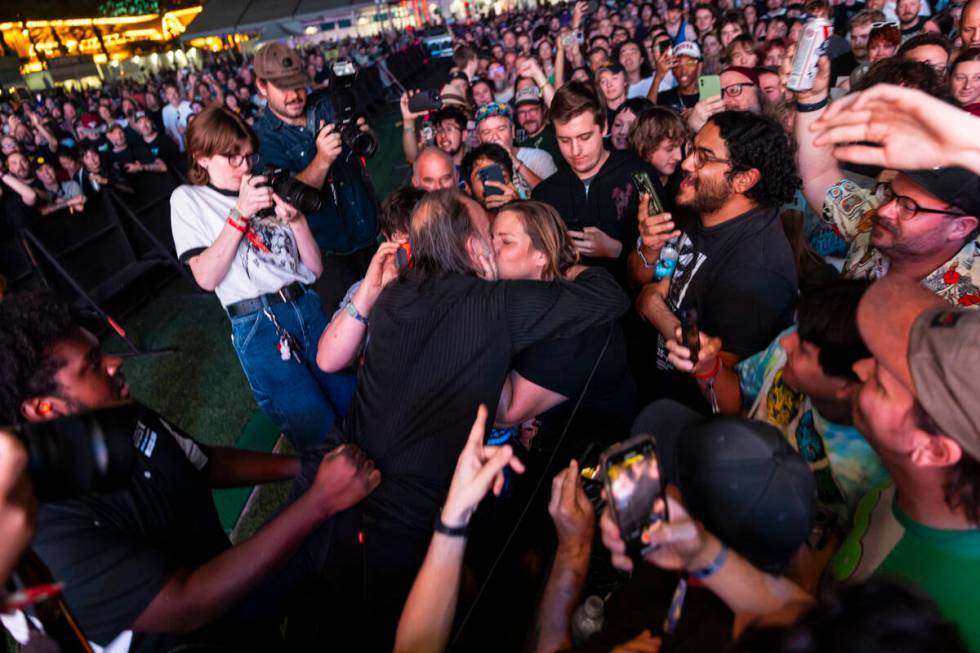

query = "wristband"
688;542;728;580
693;356;721;380
434;510;468;538
403;125;415;131
635;236;656;269
226;217;246;233
795;96;829;113
344;300;369;326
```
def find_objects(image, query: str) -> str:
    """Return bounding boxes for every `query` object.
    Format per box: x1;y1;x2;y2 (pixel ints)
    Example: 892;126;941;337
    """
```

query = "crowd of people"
1;0;980;650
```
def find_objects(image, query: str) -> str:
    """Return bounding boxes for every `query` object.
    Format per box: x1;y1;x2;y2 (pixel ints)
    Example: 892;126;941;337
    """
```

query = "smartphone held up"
601;435;668;558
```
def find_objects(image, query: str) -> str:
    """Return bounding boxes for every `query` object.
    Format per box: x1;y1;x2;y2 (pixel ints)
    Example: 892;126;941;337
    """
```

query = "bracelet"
795;96;829;113
226;217;246;233
635;236;656;269
403;125;415;132
688;542;728;580
693;356;721;380
344;300;369;326
434;510;468;538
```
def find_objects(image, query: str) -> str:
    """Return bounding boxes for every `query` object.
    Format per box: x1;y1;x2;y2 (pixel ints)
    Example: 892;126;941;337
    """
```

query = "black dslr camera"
15;403;139;502
254;165;322;218
326;59;378;158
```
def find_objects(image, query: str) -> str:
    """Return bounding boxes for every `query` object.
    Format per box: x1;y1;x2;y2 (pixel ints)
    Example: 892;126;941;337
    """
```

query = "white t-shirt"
516;146;558;181
162;101;193;151
628;77;654;99
170;184;316;307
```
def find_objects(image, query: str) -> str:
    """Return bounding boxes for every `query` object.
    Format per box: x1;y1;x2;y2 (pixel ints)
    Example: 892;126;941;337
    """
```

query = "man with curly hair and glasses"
630;111;800;410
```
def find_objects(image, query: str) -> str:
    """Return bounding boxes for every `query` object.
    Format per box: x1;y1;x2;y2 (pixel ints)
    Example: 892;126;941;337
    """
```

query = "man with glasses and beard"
253;42;380;311
630;112;799;411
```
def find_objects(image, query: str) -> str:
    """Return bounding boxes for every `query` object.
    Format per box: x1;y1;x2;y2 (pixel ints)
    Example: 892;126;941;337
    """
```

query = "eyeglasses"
722;82;756;97
222;152;259;169
436;123;462;134
873;182;965;220
688;145;731;169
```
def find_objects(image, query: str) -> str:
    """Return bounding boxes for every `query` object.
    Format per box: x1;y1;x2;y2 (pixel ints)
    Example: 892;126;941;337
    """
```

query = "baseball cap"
859;275;980;460
596;61;626;77
514;85;543;107
253;42;311;90
78;112;104;132
631;399;817;573
673;41;702;61
903;167;980;218
721;65;761;87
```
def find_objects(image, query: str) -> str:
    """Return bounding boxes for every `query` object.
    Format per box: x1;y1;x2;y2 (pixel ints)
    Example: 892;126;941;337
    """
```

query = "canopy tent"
181;0;365;42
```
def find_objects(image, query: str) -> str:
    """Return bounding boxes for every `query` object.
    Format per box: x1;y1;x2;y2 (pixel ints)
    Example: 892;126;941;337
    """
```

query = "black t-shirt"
0;179;35;238
514;323;635;450
656;88;699;114
106;142;156;175
654;207;798;404
517;122;563;168
144;132;184;173
31;403;231;651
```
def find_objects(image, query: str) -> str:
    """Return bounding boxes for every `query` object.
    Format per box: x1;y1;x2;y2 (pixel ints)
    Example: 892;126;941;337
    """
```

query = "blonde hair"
498;201;579;280
185;105;258;185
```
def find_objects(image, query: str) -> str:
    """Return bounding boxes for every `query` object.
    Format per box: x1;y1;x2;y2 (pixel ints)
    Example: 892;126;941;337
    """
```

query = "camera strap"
448;324;614;650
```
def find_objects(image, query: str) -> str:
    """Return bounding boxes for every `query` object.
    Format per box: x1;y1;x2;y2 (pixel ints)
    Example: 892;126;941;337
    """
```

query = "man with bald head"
411;146;459;191
963;0;980;49
327;190;628;649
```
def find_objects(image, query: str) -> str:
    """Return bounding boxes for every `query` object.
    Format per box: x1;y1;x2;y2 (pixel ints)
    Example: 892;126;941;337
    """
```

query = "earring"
39;401;53;415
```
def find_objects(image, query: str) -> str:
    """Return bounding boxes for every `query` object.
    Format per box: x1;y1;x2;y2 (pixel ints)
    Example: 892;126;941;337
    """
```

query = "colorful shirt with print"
736;328;889;521
822;179;980;307
830;482;980;652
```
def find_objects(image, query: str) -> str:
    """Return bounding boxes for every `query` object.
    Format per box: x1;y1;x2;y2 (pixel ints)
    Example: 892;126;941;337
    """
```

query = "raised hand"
441;405;526;528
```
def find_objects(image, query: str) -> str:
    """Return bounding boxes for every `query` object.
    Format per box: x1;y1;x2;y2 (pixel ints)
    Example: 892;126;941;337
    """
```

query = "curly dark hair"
855;59;949;99
0;292;79;425
708;111;801;208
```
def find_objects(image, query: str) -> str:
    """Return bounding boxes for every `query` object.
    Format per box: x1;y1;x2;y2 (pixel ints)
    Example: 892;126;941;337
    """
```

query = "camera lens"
344;125;378;159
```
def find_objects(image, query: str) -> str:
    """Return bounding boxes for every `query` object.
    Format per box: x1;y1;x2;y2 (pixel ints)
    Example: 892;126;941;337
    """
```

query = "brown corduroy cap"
253;42;311;90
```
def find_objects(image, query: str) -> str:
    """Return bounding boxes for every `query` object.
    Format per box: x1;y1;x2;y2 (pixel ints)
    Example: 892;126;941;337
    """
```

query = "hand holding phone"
681;307;700;366
478;164;507;196
699;75;721;101
601;435;668;558
408;89;442;114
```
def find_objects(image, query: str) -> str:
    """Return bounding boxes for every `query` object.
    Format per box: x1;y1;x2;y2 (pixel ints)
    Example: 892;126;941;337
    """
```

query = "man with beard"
400;100;470;174
630;111;799;411
514;85;562;165
794;53;980;306
254;42;380;311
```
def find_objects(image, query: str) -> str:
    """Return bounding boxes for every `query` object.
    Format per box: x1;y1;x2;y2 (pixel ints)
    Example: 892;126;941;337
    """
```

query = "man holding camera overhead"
253;42;380;311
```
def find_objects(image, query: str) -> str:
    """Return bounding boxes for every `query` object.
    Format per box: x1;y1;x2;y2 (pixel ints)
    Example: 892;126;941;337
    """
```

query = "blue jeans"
230;290;356;451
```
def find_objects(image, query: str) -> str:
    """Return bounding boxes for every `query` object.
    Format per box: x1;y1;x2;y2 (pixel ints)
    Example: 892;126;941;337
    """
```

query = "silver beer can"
787;18;833;92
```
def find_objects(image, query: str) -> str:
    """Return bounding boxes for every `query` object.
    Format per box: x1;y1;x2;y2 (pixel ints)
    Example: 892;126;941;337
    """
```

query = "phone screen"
699;75;721;101
479;164;506;196
602;435;668;556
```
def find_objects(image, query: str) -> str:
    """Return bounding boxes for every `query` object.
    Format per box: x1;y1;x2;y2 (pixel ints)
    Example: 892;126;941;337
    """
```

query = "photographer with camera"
171;105;355;451
0;293;380;652
253;43;381;312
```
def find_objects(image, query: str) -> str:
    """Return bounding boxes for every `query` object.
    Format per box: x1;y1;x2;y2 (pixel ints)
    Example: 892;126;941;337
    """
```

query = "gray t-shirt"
170;184;316;307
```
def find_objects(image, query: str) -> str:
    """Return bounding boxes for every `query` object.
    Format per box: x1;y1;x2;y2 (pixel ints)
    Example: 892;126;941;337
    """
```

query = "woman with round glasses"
170;105;355;451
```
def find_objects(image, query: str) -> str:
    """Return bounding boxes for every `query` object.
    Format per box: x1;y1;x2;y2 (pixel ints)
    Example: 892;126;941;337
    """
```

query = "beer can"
787;18;833;92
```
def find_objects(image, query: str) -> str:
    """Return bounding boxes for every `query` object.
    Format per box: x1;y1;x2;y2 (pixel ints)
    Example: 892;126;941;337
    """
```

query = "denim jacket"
254;96;378;255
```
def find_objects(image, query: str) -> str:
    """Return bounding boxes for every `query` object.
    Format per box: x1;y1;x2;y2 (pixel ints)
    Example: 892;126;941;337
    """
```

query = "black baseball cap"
631;400;817;573
904;167;980;217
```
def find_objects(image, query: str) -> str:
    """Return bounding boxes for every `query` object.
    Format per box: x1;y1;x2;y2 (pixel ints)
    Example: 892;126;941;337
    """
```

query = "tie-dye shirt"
736;328;890;520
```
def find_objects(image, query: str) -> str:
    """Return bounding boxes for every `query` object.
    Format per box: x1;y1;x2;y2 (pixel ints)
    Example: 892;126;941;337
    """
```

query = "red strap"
693;356;721;381
226;217;246;233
